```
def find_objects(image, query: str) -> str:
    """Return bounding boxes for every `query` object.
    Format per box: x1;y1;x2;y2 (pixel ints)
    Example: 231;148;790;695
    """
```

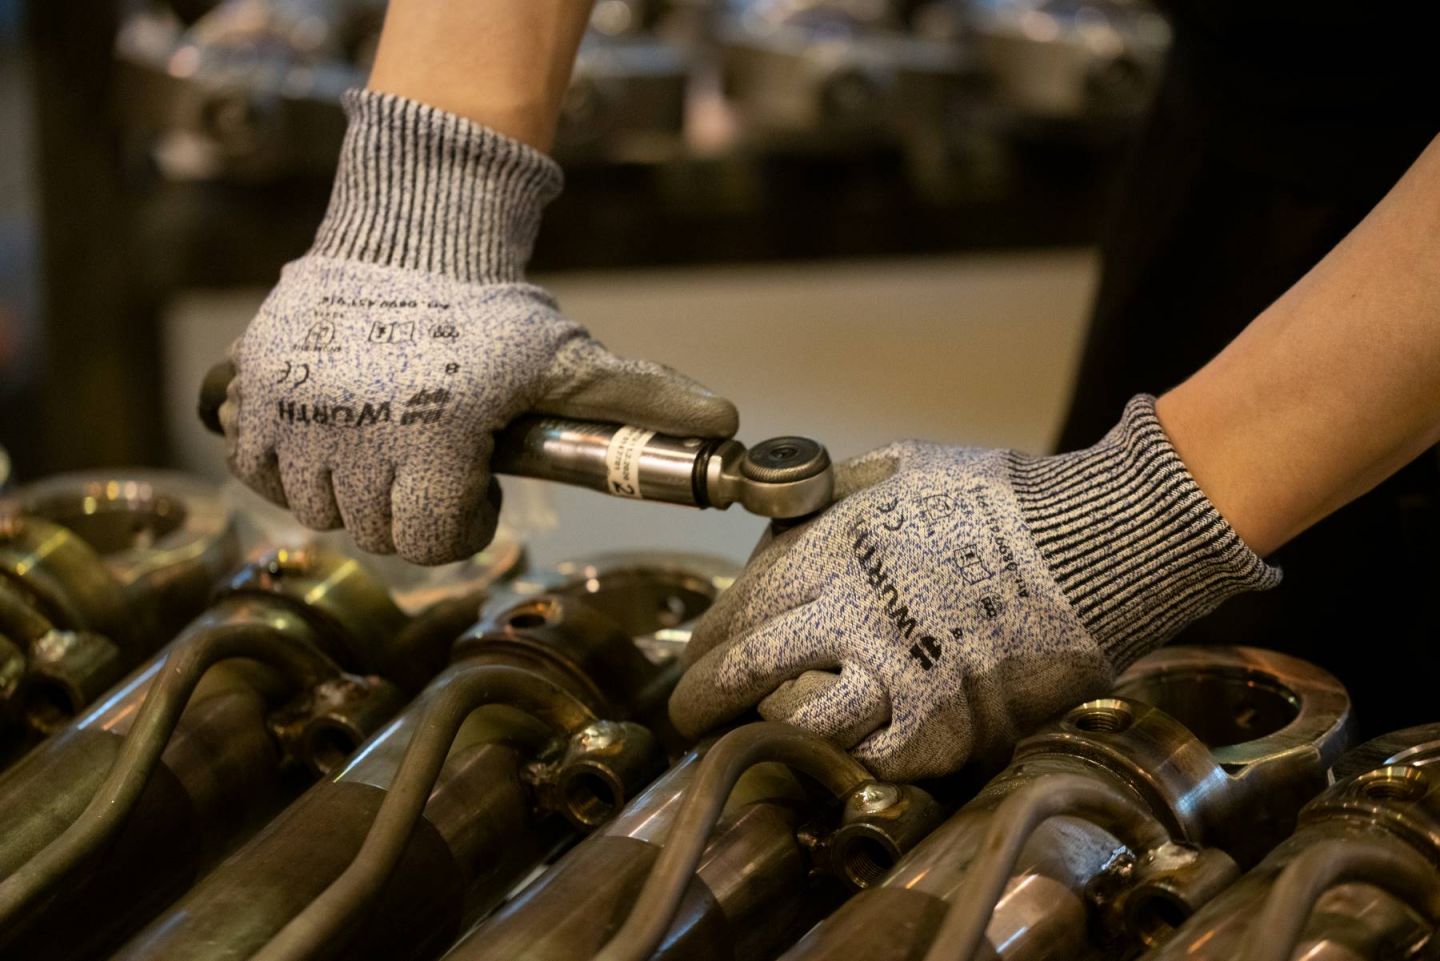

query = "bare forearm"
367;1;593;151
1158;133;1440;556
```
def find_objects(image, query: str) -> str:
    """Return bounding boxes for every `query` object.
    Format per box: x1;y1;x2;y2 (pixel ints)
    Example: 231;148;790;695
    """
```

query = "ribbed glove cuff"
309;89;563;283
1013;395;1281;670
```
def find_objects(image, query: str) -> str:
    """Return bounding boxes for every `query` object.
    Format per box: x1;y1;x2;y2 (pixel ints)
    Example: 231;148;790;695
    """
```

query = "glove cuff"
309;89;563;283
1013;394;1281;670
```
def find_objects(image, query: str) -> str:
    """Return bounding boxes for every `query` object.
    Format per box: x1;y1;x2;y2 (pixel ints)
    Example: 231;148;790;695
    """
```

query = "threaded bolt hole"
1362;770;1428;803
1130;890;1190;947
838;835;896;889
1069;702;1134;734
306;722;361;775
508;610;549;630
564;769;620;827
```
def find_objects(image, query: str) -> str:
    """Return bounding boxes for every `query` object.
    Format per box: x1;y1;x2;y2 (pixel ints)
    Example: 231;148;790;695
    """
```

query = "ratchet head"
706;436;834;520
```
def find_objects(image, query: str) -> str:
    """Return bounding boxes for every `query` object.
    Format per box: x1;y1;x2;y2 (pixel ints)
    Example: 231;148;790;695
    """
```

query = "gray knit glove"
670;397;1280;781
223;90;737;564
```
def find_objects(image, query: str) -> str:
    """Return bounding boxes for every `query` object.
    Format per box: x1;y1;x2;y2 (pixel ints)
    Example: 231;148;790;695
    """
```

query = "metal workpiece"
0;600;339;933
1140;727;1440;961
0;471;239;744
118;555;733;961
0;546;480;961
16;470;240;646
778;646;1353;961
249;663;636;961
1111;645;1354;863
590;722;943;961
449;731;939;961
221;545;409;681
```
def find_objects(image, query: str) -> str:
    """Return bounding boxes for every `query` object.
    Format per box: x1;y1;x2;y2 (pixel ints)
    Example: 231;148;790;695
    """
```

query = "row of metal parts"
115;0;1169;179
0;469;1436;961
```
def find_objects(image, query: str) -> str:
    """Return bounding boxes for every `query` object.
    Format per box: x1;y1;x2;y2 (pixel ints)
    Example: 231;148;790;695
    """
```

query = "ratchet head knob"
741;437;831;484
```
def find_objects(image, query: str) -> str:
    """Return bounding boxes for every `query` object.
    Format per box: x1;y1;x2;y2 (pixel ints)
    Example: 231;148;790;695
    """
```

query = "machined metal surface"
0;545;470;960
778;646;1352;961
116;552;736;961
1141;727;1440;961
0;471;240;747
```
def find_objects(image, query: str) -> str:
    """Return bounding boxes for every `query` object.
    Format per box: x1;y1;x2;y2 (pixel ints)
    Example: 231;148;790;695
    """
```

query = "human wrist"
1012;395;1281;670
309;89;562;284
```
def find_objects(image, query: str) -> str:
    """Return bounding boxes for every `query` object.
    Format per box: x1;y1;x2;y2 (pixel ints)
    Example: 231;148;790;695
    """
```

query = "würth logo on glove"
851;519;949;671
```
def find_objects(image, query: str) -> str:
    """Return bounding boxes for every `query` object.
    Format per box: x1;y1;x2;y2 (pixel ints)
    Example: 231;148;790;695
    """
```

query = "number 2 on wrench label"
605;426;655;498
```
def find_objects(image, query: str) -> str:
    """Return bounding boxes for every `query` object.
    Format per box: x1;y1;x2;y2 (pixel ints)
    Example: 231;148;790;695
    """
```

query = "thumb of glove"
535;339;739;438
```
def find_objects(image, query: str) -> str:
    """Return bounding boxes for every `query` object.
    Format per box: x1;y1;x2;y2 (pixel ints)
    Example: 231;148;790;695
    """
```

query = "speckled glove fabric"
223;90;737;564
670;396;1280;781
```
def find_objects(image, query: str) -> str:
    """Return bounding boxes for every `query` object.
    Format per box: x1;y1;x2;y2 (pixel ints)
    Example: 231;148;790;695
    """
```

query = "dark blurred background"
0;0;1168;518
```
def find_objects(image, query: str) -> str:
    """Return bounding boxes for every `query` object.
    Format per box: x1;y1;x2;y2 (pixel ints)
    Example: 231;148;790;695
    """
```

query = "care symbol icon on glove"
369;320;415;344
951;545;994;585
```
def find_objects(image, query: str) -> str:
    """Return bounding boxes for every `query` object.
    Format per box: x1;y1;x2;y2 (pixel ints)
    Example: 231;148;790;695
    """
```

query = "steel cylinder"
1139;724;1440;961
446;748;833;961
777;646;1352;961
0;598;311;960
0;471;240;747
115;553;736;961
0;545;445;961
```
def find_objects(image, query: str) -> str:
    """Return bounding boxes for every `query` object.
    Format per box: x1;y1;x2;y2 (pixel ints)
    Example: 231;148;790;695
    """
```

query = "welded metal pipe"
778;646;1352;961
0;546;457;961
450;726;941;961
447;750;816;961
0;615;338;927
1141;727;1440;961
118;555;736;961
594;722;876;961
254;664;599;961
921;775;1171;961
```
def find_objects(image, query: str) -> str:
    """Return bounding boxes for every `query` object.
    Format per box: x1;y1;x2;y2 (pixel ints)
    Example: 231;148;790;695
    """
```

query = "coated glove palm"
670;397;1279;781
224;91;737;564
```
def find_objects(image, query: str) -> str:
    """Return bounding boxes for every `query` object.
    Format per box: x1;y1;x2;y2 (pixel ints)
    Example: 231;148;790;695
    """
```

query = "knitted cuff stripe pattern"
311;89;563;284
1011;395;1280;669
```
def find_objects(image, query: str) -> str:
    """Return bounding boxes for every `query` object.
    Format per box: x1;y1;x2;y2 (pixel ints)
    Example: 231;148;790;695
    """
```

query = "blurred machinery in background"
113;0;1169;180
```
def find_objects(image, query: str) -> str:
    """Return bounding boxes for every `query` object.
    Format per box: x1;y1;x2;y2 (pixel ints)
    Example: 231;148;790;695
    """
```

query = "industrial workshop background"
0;0;1166;563
3;5;1440;961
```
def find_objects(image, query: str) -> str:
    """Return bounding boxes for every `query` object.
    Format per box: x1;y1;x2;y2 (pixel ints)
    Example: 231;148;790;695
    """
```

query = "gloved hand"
670;396;1279;781
222;90;737;564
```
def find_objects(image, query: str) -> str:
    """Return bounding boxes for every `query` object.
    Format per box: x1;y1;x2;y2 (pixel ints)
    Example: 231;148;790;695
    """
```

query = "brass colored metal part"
16;470;240;645
593;722;879;961
446;750;827;961
119;553;736;961
271;674;406;777
779;646;1352;961
22;630;124;735
1141;732;1440;961
221;545;408;678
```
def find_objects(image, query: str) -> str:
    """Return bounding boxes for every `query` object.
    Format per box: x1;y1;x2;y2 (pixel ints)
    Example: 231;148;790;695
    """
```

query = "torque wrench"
197;362;833;520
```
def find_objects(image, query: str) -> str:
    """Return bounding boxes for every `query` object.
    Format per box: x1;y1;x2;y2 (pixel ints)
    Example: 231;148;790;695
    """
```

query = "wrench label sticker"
606;426;655;498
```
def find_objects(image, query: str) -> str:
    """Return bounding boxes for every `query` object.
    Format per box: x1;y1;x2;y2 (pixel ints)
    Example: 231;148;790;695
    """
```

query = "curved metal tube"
592;721;875;961
252;663;599;961
0;576;52;643
921;773;1173;961
0;621;337;926
1238;838;1440;961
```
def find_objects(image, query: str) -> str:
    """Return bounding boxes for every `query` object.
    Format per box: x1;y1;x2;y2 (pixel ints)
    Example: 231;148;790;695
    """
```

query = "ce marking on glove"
275;361;310;389
877;497;907;532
